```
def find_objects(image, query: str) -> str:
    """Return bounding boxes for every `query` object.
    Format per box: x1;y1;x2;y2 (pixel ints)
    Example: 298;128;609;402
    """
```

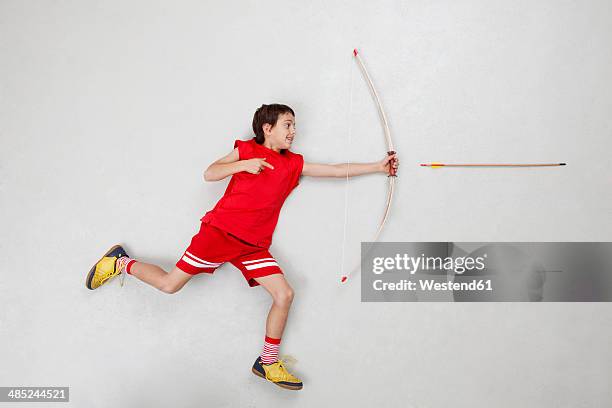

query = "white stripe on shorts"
185;251;222;266
244;261;279;271
181;255;220;269
242;257;276;265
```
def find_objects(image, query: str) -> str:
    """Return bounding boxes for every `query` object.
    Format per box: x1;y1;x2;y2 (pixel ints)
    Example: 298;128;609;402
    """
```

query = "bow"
340;49;397;283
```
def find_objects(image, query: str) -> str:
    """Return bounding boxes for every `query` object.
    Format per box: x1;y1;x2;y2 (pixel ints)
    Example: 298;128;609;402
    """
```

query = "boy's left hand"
380;153;399;175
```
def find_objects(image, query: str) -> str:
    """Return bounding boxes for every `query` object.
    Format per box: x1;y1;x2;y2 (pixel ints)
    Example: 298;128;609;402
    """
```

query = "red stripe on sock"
126;259;137;274
264;336;281;345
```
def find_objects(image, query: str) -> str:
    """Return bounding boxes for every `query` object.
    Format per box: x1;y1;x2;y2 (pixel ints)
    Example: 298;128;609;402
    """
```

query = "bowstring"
339;51;355;281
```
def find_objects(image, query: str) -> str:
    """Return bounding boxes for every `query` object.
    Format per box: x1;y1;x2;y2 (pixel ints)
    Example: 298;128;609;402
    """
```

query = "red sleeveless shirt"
201;139;304;248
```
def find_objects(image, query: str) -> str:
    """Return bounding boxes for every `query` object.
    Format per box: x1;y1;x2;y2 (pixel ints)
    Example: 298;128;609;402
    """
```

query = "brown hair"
252;104;295;144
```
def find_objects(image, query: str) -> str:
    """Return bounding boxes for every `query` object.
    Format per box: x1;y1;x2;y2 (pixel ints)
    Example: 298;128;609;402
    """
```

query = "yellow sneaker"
251;357;303;390
86;245;130;290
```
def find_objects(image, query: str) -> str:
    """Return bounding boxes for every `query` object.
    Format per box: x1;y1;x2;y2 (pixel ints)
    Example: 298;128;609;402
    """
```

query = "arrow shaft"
421;163;566;167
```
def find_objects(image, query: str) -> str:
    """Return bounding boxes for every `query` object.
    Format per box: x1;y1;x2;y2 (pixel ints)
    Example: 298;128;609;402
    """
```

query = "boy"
86;104;399;390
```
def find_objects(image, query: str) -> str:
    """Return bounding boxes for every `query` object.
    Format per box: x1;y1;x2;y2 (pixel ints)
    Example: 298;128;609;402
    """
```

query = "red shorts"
176;223;283;287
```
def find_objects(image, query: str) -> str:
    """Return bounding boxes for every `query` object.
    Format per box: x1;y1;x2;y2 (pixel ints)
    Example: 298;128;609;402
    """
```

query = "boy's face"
263;112;296;150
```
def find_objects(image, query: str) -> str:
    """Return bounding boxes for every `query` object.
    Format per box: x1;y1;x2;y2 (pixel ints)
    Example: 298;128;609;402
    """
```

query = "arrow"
420;163;566;168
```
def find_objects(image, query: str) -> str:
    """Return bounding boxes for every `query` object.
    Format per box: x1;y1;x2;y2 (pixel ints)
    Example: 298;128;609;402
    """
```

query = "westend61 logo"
372;253;487;275
361;242;612;302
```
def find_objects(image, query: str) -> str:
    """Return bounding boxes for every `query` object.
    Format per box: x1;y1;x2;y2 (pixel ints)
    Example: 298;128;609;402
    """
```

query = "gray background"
1;0;611;407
